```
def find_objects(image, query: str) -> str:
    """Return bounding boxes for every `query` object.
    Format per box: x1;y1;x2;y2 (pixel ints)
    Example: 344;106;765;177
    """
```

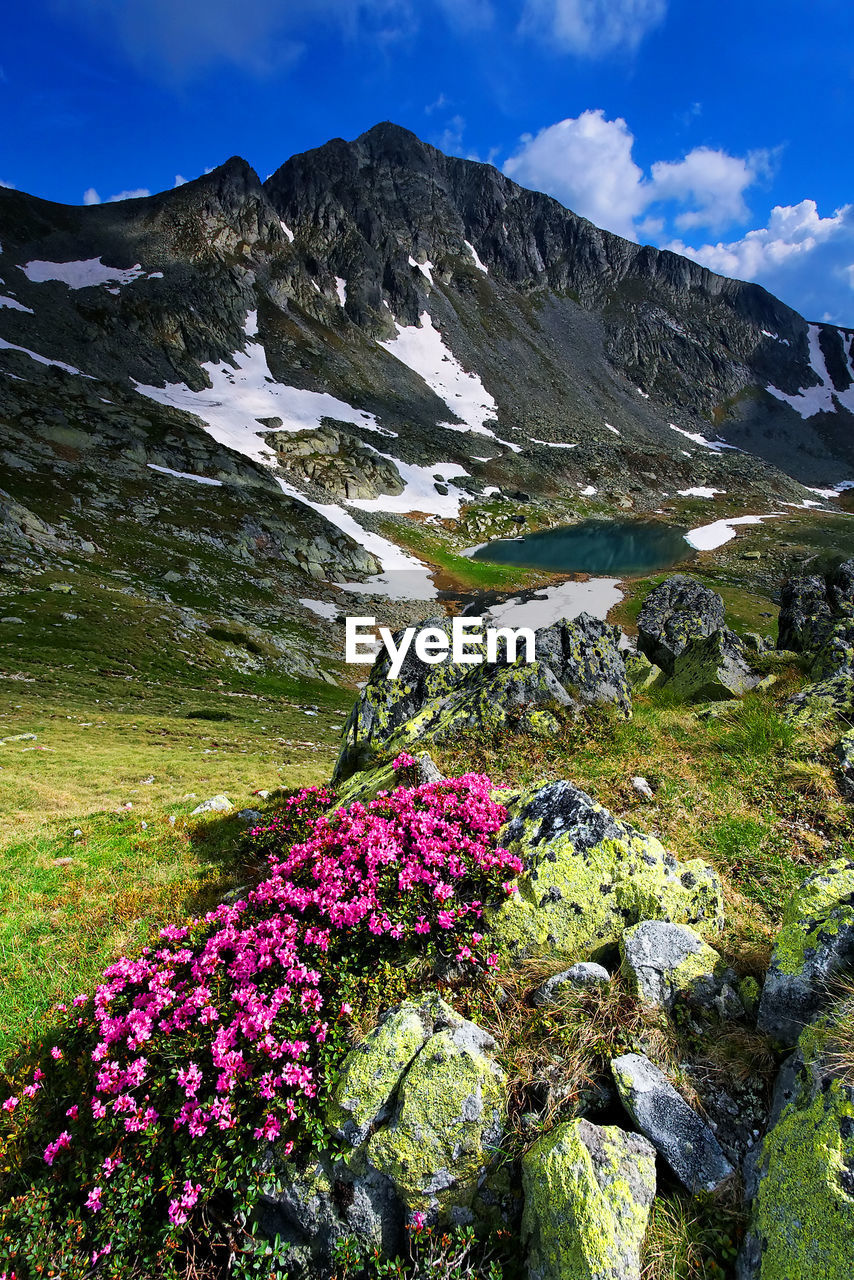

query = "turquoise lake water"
470;519;693;575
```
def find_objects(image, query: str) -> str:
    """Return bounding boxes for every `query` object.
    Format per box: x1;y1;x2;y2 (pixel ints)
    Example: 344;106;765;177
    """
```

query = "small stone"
621;920;740;1016
532;963;612;1006
237;808;264;826
632;775;654;799
190;794;233;815
72;828;82;838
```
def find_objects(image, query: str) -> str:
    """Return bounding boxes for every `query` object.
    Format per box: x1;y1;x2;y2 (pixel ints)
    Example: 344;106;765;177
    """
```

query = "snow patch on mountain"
408;255;434;285
684;513;781;551
464;240;488;274
378;311;518;453
22;257;160;289
0;336;91;376
300;599;339;621
530;437;577;449
133;337;394;470
766;323;854;418
0;294;33;313
335;277;347;307
678;486;724;498
147;464;223;487
669;424;737;452
349;457;469;518
280;221;294;243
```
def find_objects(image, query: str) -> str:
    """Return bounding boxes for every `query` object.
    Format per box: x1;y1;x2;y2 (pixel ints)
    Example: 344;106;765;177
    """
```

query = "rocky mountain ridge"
2;122;854;640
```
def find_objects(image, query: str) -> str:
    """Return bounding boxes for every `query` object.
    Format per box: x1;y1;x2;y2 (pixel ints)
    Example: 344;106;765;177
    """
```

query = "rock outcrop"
258;994;506;1269
737;1017;854;1280
487;779;723;961
620;920;741;1017
333;613;630;782
637;576;726;674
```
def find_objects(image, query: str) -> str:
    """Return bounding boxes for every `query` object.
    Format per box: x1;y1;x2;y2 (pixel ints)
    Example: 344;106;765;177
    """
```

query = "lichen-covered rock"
736;1019;854;1280
625;651;665;691
533;614;631;714
487;780;723;962
611;1053;734;1192
665;627;760;702
621;920;742;1017
835;730;854;800
334;751;445;808
366;1008;506;1221
328;1001;435;1146
521;1118;656;1280
259;994;506;1260
532;963;612;1006
785;667;854;725
333;613;629;781
809;618;854;679
637;576;726;675
757;858;854;1045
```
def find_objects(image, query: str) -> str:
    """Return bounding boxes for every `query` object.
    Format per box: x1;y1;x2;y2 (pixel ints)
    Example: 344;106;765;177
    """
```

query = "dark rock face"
637;576;726;674
778;559;854;655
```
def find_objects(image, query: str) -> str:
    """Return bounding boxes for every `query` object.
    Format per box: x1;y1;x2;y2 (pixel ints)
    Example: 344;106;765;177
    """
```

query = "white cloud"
666;201;854;324
504;109;771;242
174;174;188;187
519;0;667;57
107;188;151;201
83;187;101;205
649;146;773;232
0;180;15;190
504;110;645;239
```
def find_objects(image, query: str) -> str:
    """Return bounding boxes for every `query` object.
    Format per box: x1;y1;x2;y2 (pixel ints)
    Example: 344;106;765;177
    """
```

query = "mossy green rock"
366;1015;506;1220
637;575;725;674
758;858;854;1044
665;627;760;702
487;780;723;962
784;668;854;725
333;613;630;782
521;1118;656;1280
737;1020;854;1280
327;1001;433;1145
625;651;665;690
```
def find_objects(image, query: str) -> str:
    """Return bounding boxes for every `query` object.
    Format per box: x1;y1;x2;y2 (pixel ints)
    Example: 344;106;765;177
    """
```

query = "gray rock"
611;1053;734;1192
757;857;854;1045
620;920;741;1016
236;808;264;826
532;962;612;1006
776;575;833;653
190;794;233;815
637;576;726;675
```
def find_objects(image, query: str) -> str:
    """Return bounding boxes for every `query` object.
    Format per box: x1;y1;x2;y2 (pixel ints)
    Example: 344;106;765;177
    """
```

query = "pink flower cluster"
1;774;520;1246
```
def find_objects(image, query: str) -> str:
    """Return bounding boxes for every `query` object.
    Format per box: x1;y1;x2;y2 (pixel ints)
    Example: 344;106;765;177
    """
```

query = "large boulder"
778;559;854;655
666;628;761;702
757;858;854;1045
258;995;506;1265
611;1053;734;1193
620;920;742;1017
737;1018;854;1280
521;1118;656;1280
487;780;723;962
637;576;725;675
334;613;630;781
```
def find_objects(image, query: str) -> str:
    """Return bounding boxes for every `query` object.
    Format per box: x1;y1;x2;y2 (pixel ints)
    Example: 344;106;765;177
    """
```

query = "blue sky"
2;0;854;322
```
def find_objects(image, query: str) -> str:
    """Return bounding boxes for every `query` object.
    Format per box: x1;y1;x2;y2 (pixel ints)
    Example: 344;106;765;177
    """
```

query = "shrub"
0;771;520;1278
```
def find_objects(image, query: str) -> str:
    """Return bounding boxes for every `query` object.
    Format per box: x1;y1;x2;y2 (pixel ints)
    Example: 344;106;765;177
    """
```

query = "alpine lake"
470;518;695;576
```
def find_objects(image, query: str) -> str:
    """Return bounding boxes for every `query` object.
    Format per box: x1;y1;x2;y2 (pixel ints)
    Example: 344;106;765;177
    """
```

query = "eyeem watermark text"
345;616;535;680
